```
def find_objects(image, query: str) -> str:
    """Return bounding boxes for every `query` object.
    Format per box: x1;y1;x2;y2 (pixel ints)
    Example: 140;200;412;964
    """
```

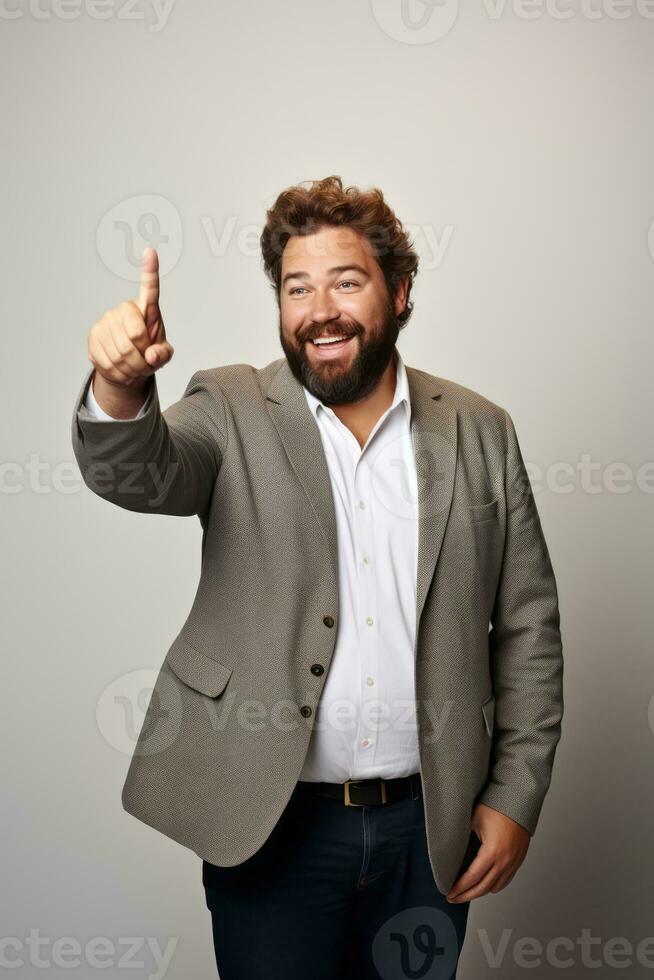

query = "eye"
289;287;307;296
337;280;357;289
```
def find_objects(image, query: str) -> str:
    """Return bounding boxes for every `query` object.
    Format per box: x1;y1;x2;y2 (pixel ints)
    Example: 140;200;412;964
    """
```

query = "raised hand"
88;247;174;389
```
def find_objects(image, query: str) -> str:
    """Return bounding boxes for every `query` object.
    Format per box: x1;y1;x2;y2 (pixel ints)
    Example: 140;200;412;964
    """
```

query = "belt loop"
410;773;420;800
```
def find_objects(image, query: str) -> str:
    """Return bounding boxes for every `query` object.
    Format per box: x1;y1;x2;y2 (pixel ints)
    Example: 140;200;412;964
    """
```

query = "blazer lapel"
265;360;340;585
265;357;458;633
405;366;458;633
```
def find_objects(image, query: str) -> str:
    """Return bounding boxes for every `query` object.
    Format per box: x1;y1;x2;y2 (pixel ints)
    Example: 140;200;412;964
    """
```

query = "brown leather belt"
296;772;422;806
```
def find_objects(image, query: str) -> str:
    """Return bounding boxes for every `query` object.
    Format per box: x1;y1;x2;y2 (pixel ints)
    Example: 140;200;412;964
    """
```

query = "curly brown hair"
260;175;419;328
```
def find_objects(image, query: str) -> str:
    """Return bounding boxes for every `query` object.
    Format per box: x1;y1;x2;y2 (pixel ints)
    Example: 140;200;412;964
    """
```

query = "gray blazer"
71;354;564;895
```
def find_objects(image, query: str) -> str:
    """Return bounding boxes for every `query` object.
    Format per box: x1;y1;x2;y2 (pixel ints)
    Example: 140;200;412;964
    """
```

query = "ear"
393;275;409;318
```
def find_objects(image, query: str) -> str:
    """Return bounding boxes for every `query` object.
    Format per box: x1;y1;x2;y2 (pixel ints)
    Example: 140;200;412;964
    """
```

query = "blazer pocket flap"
481;694;496;736
165;636;233;698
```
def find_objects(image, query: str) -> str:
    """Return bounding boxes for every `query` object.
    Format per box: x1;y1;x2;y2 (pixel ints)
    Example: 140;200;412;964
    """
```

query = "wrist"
91;370;150;418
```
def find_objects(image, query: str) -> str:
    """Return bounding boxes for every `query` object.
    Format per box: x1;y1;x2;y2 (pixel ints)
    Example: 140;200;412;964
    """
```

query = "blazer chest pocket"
466;498;499;524
481;694;496;736
165;635;233;698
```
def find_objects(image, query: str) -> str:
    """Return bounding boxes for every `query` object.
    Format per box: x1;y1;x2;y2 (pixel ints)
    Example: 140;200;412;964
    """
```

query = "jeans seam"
356;806;371;891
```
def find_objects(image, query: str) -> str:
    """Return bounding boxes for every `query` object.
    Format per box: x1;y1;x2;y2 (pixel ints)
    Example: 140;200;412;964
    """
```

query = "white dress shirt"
84;350;420;782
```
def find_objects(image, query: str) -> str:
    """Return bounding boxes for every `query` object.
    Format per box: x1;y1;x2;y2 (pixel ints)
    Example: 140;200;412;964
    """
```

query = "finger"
114;303;151;360
137;246;160;326
448;864;501;903
90;333;134;385
101;315;147;379
446;848;495;900
490;860;522;893
144;341;174;369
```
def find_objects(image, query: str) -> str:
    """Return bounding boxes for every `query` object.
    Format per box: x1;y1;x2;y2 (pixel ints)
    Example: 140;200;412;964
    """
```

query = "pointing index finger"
137;246;160;323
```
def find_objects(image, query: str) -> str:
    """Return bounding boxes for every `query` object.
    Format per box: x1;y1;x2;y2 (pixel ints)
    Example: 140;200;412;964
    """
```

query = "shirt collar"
303;348;411;424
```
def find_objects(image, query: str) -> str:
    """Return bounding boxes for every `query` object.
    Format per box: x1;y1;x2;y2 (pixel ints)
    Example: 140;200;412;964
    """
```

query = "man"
71;175;564;979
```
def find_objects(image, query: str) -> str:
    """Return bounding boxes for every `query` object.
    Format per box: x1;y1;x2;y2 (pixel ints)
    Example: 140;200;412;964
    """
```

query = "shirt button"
366;677;374;686
366;616;374;626
361;737;371;747
362;556;370;565
358;500;366;509
323;615;335;628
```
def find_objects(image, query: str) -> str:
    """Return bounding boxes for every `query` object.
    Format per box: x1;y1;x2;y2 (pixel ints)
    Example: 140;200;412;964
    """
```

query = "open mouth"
308;335;355;359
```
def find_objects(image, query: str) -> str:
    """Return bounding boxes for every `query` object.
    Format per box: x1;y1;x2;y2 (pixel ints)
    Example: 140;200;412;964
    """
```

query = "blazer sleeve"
71;366;227;517
475;409;564;835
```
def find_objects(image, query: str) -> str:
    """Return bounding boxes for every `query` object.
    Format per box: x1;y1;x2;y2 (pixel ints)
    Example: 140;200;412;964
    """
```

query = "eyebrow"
281;264;370;287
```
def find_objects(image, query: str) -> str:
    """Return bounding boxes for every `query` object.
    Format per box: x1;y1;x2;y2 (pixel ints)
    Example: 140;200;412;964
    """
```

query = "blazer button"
300;705;312;717
310;664;324;676
323;615;335;628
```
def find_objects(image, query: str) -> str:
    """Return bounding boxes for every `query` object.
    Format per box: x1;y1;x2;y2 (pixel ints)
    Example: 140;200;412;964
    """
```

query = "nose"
308;288;340;325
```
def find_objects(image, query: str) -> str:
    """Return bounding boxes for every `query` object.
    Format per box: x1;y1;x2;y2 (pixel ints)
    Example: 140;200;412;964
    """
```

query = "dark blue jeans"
202;780;471;979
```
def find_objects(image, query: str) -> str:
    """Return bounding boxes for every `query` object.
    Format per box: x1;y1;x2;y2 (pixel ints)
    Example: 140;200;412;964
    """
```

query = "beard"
278;301;400;406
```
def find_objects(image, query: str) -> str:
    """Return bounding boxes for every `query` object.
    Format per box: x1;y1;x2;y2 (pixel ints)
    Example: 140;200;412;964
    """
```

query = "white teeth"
313;336;347;345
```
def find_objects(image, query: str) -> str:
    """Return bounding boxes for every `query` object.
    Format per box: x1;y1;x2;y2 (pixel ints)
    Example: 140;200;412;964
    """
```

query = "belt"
296;772;422;806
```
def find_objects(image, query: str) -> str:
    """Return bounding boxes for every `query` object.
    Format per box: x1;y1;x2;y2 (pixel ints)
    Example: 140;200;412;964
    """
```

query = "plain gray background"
2;1;653;977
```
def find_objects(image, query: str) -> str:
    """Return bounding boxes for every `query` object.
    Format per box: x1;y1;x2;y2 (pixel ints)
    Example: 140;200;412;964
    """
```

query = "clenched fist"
87;247;174;417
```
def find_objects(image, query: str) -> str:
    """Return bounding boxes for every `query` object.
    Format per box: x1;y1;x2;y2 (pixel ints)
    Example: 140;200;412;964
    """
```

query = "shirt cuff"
85;374;150;421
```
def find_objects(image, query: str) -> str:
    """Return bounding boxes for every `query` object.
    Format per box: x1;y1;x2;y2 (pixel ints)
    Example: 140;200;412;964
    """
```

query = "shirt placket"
352;446;379;770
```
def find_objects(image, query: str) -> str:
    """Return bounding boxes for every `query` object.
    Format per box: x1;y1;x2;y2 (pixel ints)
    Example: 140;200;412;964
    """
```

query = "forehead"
281;225;375;274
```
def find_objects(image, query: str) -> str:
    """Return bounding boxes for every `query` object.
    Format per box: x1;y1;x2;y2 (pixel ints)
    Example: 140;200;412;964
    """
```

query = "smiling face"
278;225;408;405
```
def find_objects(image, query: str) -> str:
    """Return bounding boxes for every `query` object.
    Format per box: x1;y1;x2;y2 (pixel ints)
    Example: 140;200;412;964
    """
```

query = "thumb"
145;341;174;369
